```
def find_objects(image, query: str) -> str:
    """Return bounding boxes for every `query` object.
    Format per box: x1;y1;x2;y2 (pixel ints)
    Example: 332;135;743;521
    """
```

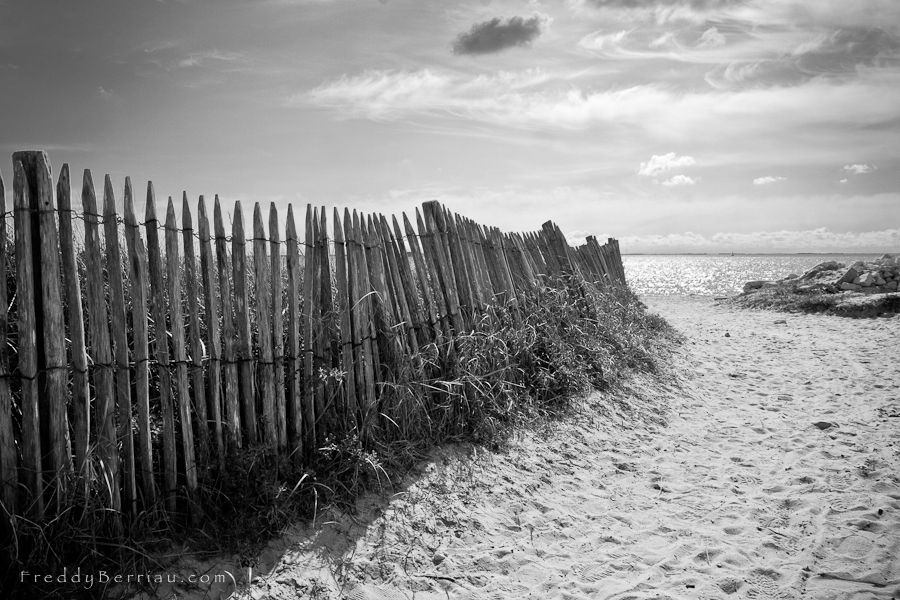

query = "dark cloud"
707;26;900;88
453;15;545;55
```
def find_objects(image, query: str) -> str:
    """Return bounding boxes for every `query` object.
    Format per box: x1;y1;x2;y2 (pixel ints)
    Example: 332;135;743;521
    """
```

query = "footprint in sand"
825;471;856;491
571;562;617;582
343;584;411;600
730;473;763;486
744;568;796;599
825;492;871;514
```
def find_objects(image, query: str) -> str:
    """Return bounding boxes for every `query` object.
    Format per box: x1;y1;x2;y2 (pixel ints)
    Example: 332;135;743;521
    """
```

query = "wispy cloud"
705;26;900;89
696;27;726;49
753;175;786;185
300;67;900;151
843;163;876;174
452;14;548;55
638;152;696;177
176;49;245;69
661;174;696;186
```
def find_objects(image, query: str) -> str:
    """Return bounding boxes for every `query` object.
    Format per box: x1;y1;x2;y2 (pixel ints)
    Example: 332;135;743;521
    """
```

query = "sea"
623;254;884;297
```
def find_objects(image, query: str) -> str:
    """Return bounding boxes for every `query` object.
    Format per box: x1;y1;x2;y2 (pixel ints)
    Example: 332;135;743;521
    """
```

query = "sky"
1;0;898;253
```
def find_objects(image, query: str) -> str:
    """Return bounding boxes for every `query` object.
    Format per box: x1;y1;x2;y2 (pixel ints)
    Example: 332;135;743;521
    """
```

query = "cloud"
706;26;900;89
839;178;849;183
452;14;546;55
618;228;900;253
661;174;696;186
578;29;631;52
843;163;876;174
753;175;786;185
580;0;740;9
301;69;452;118
300;67;900;146
176;49;244;69
638;152;696;177
696;27;726;49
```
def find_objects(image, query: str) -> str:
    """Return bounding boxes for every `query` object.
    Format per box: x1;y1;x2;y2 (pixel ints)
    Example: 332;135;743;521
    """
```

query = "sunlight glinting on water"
623;254;882;297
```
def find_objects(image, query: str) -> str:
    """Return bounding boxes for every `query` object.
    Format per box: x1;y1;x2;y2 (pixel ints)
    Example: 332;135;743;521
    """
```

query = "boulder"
800;261;842;281
835;266;859;285
885;280;899;291
858;272;876;287
840;282;861;291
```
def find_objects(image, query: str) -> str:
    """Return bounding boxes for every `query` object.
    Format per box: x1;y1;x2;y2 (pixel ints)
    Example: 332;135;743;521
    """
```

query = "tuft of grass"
731;287;900;318
731;288;839;314
4;276;677;600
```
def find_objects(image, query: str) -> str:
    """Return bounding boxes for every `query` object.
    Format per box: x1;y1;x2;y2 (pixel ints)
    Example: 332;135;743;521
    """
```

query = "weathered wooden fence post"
270;204;287;449
82;169;120;514
103;175;136;515
55;165;90;487
198;197;226;466
253;203;277;446
12;151;72;511
124;180;156;503
145;183;178;512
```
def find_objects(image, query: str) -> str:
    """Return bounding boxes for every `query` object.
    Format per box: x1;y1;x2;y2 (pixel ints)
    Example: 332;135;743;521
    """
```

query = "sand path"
227;296;899;600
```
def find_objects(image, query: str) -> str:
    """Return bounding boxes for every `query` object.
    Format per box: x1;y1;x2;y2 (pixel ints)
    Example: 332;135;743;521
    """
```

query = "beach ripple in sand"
221;296;899;600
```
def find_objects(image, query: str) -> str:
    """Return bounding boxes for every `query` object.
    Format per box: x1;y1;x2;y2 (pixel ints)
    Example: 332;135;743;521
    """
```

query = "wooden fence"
0;150;625;524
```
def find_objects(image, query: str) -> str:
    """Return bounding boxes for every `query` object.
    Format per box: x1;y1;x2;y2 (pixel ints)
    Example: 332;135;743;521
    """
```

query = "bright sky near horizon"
1;0;898;253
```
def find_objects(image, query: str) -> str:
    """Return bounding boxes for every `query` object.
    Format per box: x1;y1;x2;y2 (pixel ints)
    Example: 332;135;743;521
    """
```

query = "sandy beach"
206;296;900;600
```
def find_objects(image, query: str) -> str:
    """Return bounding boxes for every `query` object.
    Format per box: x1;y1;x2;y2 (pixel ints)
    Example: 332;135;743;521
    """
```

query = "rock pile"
743;254;900;295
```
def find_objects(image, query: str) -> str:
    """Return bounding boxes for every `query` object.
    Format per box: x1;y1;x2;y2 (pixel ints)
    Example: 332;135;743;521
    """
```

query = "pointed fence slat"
232;202;257;445
415;208;451;334
421;202;462;332
56;165;90;479
270;204;287;449
145;185;177;512
198;197;225;464
391;215;428;345
104;175;136;514
124;182;155;503
12;161;42;517
253;203;277;446
402;212;441;341
441;206;474;327
165;199;198;497
364;214;398;381
317;208;335;435
214;198;241;448
379;215;416;355
285;206;303;454
349;211;376;424
182;195;208;455
14;152;72;501
82;170;119;513
332;209;358;429
301;205;318;450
